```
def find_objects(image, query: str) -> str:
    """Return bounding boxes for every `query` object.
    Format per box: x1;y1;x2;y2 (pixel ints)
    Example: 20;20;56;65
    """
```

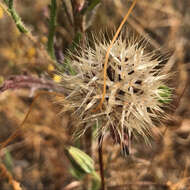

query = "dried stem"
0;75;65;94
98;134;105;190
94;0;138;112
47;0;57;60
0;163;22;190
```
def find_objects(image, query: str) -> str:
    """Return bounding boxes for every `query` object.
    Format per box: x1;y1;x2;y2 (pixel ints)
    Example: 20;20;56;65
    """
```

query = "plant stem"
81;0;100;14
98;134;105;190
3;0;29;33
47;0;57;60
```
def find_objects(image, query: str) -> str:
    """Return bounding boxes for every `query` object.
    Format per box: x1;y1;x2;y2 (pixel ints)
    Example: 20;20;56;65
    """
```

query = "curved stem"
3;0;29;33
93;0;138;112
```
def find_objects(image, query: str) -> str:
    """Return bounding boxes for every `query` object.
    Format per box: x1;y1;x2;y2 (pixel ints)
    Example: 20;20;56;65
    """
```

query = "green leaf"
69;166;85;180
4;149;14;172
64;146;95;174
158;85;172;103
64;58;77;75
82;0;100;14
91;171;101;190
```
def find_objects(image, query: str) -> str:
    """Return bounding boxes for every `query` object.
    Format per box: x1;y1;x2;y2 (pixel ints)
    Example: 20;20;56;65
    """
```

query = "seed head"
57;33;171;151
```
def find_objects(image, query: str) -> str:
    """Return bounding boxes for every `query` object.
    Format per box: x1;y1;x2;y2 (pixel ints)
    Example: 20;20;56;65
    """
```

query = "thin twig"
0;163;22;190
94;0;138;112
0;75;65;94
47;0;57;60
98;134;105;190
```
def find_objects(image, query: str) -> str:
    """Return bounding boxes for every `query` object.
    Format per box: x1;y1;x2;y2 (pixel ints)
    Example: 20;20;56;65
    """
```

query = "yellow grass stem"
93;0;138;112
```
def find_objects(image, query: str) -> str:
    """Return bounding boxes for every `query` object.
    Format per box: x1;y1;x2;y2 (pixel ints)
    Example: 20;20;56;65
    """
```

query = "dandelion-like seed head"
58;33;171;151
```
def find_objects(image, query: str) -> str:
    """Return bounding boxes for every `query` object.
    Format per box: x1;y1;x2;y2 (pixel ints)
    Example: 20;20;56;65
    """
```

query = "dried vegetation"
0;0;190;189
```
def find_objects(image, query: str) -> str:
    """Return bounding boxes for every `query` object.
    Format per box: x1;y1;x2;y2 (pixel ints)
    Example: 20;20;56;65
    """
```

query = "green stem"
3;0;29;33
91;171;101;190
82;0;100;14
47;0;57;60
87;0;100;12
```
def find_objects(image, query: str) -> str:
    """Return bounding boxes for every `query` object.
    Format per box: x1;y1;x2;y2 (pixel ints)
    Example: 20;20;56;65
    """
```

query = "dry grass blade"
94;0;138;112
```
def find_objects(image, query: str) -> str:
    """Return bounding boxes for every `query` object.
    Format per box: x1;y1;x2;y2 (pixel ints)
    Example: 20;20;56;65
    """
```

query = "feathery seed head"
57;33;171;152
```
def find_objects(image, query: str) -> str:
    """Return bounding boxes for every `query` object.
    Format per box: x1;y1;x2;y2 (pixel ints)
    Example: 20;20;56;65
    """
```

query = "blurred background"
0;0;190;189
